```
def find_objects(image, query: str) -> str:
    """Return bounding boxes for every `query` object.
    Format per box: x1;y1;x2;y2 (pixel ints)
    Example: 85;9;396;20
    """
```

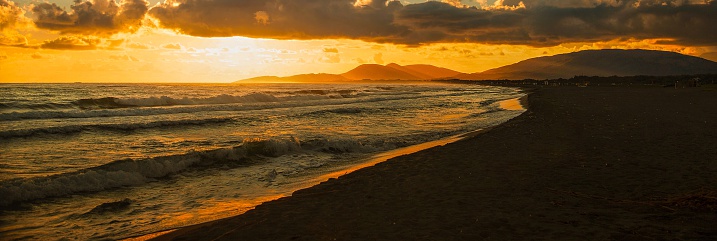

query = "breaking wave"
0;117;234;139
0;91;461;121
0;136;377;207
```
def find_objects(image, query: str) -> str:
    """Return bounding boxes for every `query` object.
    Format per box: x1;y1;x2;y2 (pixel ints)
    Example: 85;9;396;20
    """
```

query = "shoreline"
153;85;716;240
124;95;529;240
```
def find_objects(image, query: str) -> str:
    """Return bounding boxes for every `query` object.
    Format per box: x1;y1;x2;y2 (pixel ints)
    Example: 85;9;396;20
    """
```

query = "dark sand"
155;86;717;240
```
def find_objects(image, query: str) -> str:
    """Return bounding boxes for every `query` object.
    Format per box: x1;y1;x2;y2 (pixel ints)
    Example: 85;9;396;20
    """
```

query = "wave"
75;91;364;109
112;93;283;107
0;117;234;139
0;136;378;207
0;91;456;121
0;102;77;111
73;97;135;109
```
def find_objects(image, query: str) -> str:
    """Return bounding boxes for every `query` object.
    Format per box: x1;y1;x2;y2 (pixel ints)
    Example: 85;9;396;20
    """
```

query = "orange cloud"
161;43;182;49
1;0;31;46
31;0;148;35
323;48;339;53
127;41;152;49
1;0;27;30
40;36;100;50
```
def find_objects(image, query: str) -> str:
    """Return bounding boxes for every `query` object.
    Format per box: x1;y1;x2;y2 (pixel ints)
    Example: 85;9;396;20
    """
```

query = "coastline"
123;93;528;240
154;86;716;240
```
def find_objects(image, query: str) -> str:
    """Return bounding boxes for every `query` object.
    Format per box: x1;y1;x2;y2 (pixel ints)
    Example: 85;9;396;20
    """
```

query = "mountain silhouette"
235;49;717;83
236;63;462;83
340;64;420;80
239;74;349;83
456;49;717;80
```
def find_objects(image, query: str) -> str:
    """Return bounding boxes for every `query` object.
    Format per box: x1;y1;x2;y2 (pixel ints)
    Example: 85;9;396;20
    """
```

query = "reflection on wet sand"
498;98;525;111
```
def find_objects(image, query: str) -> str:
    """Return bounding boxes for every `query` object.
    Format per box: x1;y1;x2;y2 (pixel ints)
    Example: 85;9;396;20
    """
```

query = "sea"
0;82;525;240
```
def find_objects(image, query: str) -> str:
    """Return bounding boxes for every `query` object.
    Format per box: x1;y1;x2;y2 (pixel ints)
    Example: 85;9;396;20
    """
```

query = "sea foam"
0;136;377;207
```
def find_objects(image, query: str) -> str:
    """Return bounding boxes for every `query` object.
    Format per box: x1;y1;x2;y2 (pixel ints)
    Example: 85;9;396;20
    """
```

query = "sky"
1;0;716;83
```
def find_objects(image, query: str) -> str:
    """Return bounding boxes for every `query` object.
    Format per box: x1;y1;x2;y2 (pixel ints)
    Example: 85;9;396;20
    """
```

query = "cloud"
144;0;717;47
149;0;406;40
441;0;468;8
521;1;717;46
161;43;182;49
373;52;384;64
106;38;125;49
254;11;269;25
31;52;42;59
127;41;151;49
1;0;29;30
109;53;139;61
1;0;31;46
0;31;26;46
31;0;148;35
41;36;100;50
319;54;340;63
320;47;340;63
322;47;339;53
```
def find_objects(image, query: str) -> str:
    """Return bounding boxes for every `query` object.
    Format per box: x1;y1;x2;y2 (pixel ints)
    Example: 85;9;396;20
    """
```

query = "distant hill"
340;64;419;80
385;63;433;79
399;64;463;79
457;49;717;80
238;73;349;83
235;49;717;83
235;64;463;83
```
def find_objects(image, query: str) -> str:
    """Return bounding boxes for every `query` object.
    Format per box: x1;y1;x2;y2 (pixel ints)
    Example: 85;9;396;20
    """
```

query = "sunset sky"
1;0;716;83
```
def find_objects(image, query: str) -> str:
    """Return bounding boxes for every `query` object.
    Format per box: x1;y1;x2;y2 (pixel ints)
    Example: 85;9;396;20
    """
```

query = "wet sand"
154;86;717;240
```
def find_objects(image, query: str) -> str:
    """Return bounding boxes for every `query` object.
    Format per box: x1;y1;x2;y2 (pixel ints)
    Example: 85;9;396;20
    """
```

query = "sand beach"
154;85;717;240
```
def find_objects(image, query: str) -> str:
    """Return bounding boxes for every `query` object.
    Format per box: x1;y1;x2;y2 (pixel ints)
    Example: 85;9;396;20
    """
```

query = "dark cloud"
393;2;530;44
523;1;717;46
148;0;407;41
32;0;148;35
145;0;717;46
41;36;100;50
323;47;339;53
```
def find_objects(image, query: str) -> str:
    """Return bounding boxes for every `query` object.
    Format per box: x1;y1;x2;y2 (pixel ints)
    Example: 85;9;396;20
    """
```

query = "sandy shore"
154;86;717;240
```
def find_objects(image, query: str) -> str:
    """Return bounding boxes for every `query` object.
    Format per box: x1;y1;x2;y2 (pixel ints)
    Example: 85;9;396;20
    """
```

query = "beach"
154;85;717;240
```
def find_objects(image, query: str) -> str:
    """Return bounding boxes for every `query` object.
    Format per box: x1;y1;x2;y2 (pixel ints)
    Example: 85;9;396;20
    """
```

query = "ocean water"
0;83;525;240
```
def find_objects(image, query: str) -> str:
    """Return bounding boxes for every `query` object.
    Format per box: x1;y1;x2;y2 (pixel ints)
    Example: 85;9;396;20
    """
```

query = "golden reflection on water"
124;133;470;241
498;98;525;111
315;134;466;181
440;113;470;121
122;195;285;241
123;96;526;241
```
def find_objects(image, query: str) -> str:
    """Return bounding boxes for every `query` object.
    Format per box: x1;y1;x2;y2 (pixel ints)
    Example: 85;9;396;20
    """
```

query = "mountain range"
235;49;717;83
